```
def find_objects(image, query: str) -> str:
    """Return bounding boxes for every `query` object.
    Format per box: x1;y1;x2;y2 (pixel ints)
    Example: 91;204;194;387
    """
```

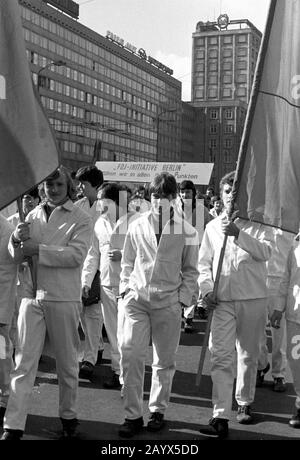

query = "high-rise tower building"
190;15;262;190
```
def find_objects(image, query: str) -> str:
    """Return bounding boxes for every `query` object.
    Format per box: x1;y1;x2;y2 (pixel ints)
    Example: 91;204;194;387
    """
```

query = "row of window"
210;124;234;134
194;34;260;47
194;73;248;85
21;5;180;97
194;47;249;60
194;59;249;72
209;139;234;148
35;71;156;130
194;86;247;100
25;36;175;107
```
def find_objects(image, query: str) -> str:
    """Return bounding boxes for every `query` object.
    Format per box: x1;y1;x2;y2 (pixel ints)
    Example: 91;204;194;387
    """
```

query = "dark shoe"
147;412;166;432
0;406;5;425
1;429;23;440
289;409;300;428
256;362;270;387
96;349;103;365
60;418;80;439
236;405;253;424
104;372;121;389
118;417;144;438
273;377;286;392
199;418;228;439
184;318;194;333
79;361;94;379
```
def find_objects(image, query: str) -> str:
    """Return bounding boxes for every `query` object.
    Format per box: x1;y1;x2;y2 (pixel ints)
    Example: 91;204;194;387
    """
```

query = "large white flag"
0;0;60;211
233;0;300;235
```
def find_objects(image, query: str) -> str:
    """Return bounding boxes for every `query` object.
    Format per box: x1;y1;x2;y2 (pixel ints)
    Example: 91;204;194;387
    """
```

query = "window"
210;124;218;134
210;109;218;119
209;62;218;72
224;139;232;148
223;88;232;98
224;150;232;163
223;48;232;58
238;34;247;43
209;139;217;148
237;60;247;70
224;109;233;119
223;75;232;84
237;47;247;57
208;75;217;85
209;49;218;59
223;35;232;44
195;49;205;59
208;88;217;98
209;37;218;45
224;124;233;134
223;61;232;71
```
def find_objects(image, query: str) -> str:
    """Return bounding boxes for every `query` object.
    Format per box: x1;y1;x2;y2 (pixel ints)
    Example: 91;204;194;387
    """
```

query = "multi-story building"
19;0;182;171
190;15;262;191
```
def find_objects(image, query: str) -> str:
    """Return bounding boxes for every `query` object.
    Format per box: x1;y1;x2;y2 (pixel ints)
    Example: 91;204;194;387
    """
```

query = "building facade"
190;15;262;191
19;0;182;171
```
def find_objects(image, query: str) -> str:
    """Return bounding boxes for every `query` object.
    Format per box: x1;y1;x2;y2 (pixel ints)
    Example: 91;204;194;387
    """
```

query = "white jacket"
198;216;272;301
120;211;199;309
275;236;300;324
0;215;18;324
8;200;92;302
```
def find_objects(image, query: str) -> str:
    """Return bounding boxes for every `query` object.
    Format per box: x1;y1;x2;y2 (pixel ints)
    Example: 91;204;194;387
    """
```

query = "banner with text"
96;162;214;185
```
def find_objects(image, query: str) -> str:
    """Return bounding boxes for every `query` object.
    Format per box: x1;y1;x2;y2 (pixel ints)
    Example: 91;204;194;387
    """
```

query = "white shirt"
120;211;199;309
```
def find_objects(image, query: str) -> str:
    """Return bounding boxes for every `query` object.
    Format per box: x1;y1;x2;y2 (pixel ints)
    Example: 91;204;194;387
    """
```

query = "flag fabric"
0;0;60;211
232;0;300;235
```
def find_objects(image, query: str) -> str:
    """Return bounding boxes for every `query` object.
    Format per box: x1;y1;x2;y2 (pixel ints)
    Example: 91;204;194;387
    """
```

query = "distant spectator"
210;195;223;218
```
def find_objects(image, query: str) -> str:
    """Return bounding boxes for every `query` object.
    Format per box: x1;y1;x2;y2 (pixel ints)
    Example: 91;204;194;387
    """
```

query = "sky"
76;0;271;101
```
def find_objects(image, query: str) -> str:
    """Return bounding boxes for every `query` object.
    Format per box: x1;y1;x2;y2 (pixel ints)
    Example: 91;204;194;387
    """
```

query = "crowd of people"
0;165;299;440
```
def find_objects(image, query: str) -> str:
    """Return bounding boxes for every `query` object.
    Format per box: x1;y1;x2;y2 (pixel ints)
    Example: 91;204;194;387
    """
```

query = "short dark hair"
98;182;123;206
149;172;177;198
219;171;235;192
179;180;196;197
75;165;103;188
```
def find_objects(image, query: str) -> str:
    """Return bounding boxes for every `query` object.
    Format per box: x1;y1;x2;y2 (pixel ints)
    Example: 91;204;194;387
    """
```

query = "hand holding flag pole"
16;197;37;296
195;207;237;387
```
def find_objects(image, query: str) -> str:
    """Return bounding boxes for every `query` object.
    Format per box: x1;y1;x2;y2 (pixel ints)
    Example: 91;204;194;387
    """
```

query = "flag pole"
16;197;37;294
195;234;228;386
195;0;278;388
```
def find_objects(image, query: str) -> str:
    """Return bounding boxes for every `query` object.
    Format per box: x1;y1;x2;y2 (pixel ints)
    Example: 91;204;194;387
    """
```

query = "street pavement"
1;315;299;448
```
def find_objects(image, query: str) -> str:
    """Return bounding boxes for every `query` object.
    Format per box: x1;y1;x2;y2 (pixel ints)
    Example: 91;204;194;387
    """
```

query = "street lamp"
155;107;178;161
37;59;66;93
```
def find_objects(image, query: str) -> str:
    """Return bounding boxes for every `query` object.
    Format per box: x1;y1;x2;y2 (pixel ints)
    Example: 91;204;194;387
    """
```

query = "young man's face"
22;195;38;216
151;192;173;215
44;173;68;206
179;188;193;200
221;184;233;211
78;181;97;201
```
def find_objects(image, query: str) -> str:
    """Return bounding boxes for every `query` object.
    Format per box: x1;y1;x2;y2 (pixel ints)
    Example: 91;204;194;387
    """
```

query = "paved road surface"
1;316;298;450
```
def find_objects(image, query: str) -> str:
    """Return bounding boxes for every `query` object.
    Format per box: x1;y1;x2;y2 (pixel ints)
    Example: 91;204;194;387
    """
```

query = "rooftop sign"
106;31;173;76
42;0;79;19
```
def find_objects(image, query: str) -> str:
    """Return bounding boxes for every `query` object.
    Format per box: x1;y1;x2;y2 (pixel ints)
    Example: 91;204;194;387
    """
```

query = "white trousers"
258;304;287;379
121;299;182;420
209;299;267;420
100;286;121;375
80;301;104;365
4;298;81;431
0;324;13;409
286;320;300;409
